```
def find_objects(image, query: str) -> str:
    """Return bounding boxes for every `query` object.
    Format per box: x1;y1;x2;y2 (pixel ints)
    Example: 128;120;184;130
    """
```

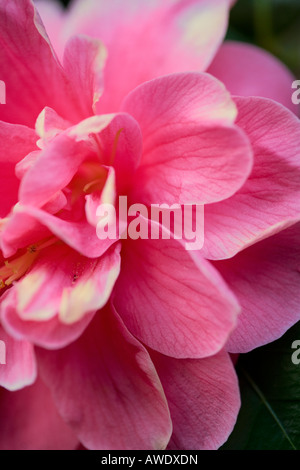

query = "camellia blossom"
0;0;299;450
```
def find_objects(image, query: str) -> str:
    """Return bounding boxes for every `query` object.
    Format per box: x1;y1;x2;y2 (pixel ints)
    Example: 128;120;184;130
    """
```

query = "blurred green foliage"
228;0;300;75
222;321;300;450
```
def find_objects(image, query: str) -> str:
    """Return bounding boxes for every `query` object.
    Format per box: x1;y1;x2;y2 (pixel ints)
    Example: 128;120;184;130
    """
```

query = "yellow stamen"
0;251;39;287
32;237;58;252
0;236;58;290
69;161;107;204
83;176;107;194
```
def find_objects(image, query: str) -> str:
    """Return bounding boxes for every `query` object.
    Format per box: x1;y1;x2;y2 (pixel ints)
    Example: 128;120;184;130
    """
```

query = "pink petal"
63;34;107;115
214;222;300;353
151;349;240;450
0;121;37;165
0;211;52;259
113;219;240;358
6;204;116;259
20;112;142;209
122;73;253;206
37;305;172;450
0;322;37;391
98;113;143;193
15;151;41;180
4;112;142;257
208;41;298;115
0;0;82;126
0;121;37;217
35;107;71;147
42;191;68;214
85;166;116;227
0;376;78;450
1;243;121;349
19;133;93;208
35;0;67;61
204;96;300;259
1;290;94;352
63;0;232;113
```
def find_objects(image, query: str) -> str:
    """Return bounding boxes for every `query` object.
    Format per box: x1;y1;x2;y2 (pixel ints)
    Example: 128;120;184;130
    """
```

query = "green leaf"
222;321;300;450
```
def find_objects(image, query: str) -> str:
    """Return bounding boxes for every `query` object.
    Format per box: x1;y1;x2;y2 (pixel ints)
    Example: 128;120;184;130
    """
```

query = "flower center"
0;237;57;290
68;161;108;204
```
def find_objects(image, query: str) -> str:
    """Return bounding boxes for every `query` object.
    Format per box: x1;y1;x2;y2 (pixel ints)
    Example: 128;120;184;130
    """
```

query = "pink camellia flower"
0;0;299;450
